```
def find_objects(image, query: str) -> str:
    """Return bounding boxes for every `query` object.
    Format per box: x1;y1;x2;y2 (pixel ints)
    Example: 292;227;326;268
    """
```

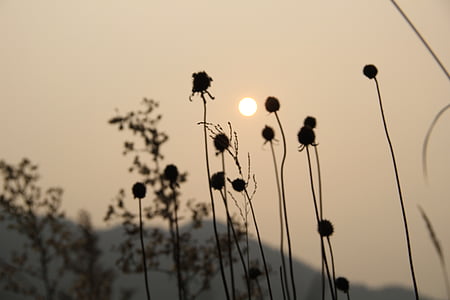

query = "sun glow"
238;97;257;117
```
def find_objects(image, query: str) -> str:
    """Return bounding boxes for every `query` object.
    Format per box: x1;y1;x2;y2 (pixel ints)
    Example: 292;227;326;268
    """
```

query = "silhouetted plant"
190;71;231;300
298;117;336;300
261;124;289;300
63;210;115;300
206;122;273;300
364;64;420;300
0;159;72;300
265;96;296;300
106;98;228;300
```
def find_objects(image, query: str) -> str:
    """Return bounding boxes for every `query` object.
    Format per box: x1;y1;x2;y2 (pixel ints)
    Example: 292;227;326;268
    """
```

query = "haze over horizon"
1;1;449;299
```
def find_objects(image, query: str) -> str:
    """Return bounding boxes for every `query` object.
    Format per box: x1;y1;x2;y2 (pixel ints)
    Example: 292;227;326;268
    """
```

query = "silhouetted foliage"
105;98;247;299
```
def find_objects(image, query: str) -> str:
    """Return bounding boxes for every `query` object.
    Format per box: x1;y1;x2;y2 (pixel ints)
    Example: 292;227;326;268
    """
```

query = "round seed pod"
265;97;280;113
363;64;378;79
335;277;350;293
318;220;334;237
231;178;246;192
262;125;275;142
214;133;230;153
210;172;225;190
132;182;146;199
304;116;317;129
192;71;213;93
297;126;315;146
164;164;179;184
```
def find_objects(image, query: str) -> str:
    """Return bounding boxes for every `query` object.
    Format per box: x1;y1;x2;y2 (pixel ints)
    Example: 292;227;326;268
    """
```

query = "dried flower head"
190;71;214;101
132;182;146;199
214;133;230;153
164;164;179;184
304;116;316;129
335;277;350;293
249;267;262;280
192;71;212;93
210;172;225;190
363;64;378;79
297;126;315;147
318;219;334;237
262;125;275;142
231;178;246;192
265;96;280;113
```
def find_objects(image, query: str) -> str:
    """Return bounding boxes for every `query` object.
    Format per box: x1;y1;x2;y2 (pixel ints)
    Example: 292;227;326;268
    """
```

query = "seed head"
214;133;230;153
164;164;179;184
297;126;315;146
363;64;378;79
262;125;275;142
192;71;213;94
249;267;262;280
231;178;246;192
304;116;317;129
265;97;280;113
318;219;334;237
210;172;225;190
132;182;146;199
335;277;350;293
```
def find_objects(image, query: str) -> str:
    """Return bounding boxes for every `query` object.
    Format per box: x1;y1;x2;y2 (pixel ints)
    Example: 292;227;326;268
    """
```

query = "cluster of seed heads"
231;178;246;192
164;164;179;185
335;277;350;293
265;96;280;113
262;125;275;143
363;64;378;79
297;116;317;149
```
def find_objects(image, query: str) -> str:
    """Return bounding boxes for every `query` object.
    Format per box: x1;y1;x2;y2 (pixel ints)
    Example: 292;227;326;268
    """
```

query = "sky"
1;0;449;299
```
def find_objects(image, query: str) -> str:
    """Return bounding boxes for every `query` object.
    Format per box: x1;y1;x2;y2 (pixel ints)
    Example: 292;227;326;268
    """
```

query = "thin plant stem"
138;198;152;300
373;77;419;300
422;104;450;182
244;187;274;300
390;0;450;80
219;190;252;300
326;236;337;300
346;292;350;300
171;186;184;300
269;140;289;300
280;266;287;300
274;111;297;300
201;95;230;300
221;153;236;300
314;146;326;300
306;146;336;300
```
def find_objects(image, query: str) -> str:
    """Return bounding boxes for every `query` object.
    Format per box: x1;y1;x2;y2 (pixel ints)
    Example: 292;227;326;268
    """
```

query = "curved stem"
374;77;419;300
422;103;450;182
274;111;297;300
201;97;230;300
139;198;152;300
269;141;289;300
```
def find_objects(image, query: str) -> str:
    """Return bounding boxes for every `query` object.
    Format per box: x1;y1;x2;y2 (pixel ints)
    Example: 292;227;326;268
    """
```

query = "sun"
238;97;257;117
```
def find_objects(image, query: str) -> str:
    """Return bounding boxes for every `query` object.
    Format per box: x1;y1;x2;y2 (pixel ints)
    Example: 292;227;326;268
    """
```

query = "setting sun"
238;97;257;116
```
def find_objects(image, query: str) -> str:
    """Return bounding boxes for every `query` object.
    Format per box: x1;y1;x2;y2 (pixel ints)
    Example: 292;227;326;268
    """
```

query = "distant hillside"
0;220;441;300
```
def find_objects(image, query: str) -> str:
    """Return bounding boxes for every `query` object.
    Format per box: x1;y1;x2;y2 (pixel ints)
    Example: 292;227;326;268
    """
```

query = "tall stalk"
364;65;419;300
201;96;230;300
269;140;290;300
274;111;297;300
138;197;152;300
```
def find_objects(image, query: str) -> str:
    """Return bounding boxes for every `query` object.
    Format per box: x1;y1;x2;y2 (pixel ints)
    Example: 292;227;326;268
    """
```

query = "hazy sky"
1;1;449;299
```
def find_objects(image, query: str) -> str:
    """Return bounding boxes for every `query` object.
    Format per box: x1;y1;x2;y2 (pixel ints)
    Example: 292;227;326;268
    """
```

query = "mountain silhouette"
0;220;441;300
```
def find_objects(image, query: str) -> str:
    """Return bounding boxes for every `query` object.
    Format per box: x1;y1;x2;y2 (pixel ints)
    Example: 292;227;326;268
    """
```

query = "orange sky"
1;1;449;299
